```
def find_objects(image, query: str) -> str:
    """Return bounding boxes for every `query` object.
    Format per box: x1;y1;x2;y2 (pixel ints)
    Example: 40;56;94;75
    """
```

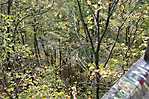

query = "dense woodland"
0;0;149;99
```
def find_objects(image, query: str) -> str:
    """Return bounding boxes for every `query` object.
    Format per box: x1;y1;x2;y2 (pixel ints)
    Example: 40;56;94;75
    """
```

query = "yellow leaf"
42;96;47;99
87;0;91;5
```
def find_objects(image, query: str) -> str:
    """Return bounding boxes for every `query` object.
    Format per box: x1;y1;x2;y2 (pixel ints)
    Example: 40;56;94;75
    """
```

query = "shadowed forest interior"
0;0;149;99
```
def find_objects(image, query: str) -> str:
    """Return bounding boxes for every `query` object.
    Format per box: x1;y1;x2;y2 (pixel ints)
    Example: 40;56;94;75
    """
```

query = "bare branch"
98;0;119;49
103;21;125;68
94;9;100;68
76;0;95;54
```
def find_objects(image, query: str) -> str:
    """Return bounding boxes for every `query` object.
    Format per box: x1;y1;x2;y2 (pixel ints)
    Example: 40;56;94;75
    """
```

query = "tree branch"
95;0;119;68
76;0;95;54
103;21;125;68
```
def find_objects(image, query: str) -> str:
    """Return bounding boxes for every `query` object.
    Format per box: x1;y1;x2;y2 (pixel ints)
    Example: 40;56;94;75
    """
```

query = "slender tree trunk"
7;0;13;33
7;0;13;15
